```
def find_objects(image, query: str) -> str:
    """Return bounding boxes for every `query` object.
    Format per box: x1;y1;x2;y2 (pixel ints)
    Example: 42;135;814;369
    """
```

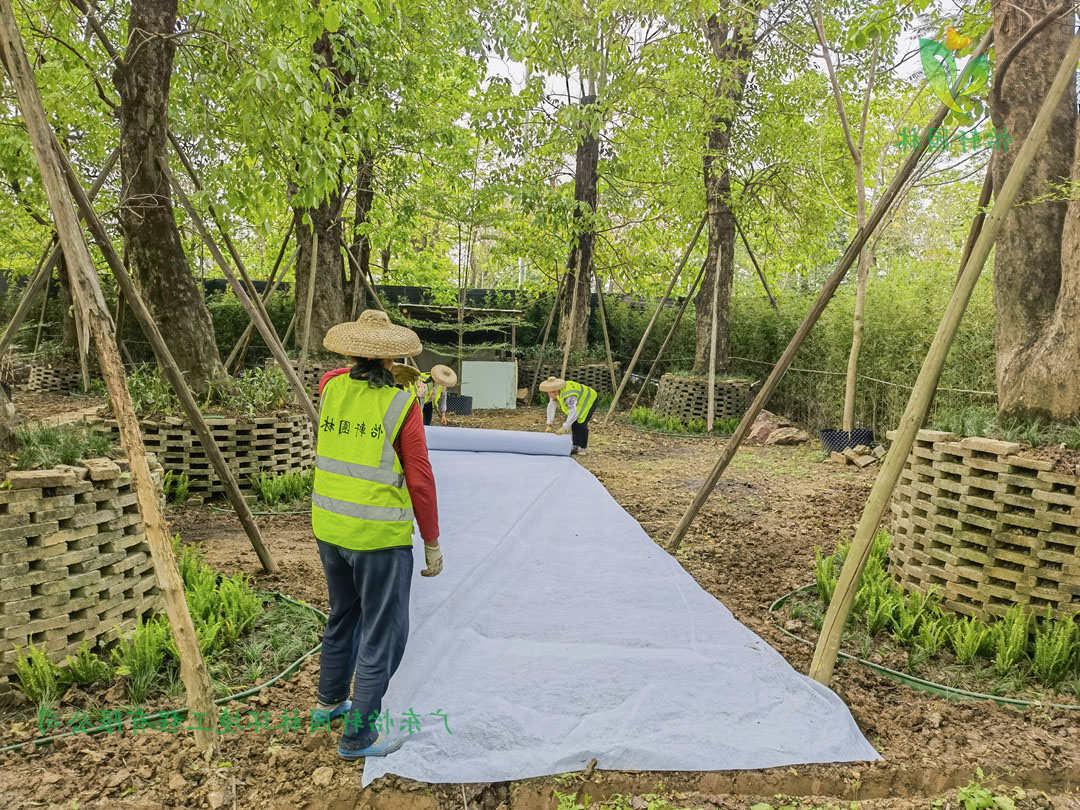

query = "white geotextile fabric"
361;427;878;785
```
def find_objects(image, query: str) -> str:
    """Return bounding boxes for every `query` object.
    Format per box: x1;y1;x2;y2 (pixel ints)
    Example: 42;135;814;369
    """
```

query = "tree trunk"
347;152;375;317
992;3;1080;419
694;147;736;373
694;9;756;374
558;96;599;357
112;0;224;395
294;196;347;351
842;163;870;431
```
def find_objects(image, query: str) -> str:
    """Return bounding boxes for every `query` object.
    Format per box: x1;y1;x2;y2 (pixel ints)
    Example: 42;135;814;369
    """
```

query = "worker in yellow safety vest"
407;364;458;426
311;309;442;761
539;376;597;456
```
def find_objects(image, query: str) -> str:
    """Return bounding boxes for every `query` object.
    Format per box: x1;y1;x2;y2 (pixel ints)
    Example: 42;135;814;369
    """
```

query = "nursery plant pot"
819;427;874;453
446;393;473;416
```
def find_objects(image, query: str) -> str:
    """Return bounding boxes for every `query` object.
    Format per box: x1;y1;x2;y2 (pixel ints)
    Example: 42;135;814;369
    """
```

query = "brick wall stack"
103;412;315;498
26;365;84;393
653;374;758;422
889;429;1080;621
0;459;160;692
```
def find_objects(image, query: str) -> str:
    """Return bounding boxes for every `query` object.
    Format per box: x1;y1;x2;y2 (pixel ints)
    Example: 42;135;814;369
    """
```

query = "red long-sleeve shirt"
319;369;440;545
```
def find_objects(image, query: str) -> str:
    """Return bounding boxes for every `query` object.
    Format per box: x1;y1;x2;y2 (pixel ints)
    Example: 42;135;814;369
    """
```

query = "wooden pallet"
25;365;84;393
0;459;160;690
888;430;1079;620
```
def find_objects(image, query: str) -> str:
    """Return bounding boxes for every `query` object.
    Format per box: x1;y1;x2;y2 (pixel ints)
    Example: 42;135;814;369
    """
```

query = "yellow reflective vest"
312;376;416;551
557;381;597;424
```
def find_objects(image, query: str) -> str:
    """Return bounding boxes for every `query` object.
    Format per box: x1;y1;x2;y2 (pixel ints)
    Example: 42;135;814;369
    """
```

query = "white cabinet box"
460;361;517;410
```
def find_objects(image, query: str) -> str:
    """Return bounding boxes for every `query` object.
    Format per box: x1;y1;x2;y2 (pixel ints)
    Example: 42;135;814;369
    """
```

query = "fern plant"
13;644;64;705
992;606;1030;676
1031;614;1075;686
112;618;171;702
949;616;994;664
813;547;838;605
61;642;112;686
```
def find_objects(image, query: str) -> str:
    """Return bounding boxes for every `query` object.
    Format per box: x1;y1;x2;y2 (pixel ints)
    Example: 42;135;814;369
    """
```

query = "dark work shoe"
311;699;352;725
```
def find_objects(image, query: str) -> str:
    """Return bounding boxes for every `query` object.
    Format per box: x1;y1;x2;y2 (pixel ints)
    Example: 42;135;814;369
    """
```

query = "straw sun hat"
390;363;421;386
430;364;458;388
323;309;422;359
538;376;566;393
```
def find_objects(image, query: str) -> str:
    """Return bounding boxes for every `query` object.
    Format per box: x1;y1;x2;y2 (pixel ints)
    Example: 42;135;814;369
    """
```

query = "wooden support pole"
167;164;319;425
528;272;564;400
168;132;275;332
809;34;1080;685
345;246;386;312
954;161;994;288
628;258;707;413
0;148;118;360
665;31;994;554
298;232;318;382
53;142;279;574
706;244;721;433
604;215;707;422
595;273;618;393
0;0;218;750
735;217;777;310
32;271;50;354
282;310;298;348
224;226;294;372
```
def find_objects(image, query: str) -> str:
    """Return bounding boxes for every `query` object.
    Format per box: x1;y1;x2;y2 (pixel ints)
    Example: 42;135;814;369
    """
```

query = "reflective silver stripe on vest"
380;390;413;469
312;494;415;523
315;455;404;487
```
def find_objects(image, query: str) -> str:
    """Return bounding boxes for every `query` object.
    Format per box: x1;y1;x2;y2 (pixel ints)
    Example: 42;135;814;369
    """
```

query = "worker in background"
311;309;443;761
539;376;597;456
399;364;457;426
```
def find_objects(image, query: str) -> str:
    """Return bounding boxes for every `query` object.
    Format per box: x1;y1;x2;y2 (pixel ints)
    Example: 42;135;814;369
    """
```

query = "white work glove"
421;542;443;577
545;423;554;433
556;425;568;436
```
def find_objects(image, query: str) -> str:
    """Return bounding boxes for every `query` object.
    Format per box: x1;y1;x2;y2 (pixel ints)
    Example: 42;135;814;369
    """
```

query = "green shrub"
250;469;314;507
112;617;171;702
14;424;113;470
126;365;180;416
61;642;112;686
13;644;65;705
813;547;838;605
1031;614;1076;686
215;574;263;645
915;617;949;657
992;606;1030;676
213;367;292;416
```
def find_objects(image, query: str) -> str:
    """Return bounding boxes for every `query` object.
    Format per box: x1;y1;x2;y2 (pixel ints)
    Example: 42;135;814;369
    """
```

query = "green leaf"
323;6;342;33
919;37;962;113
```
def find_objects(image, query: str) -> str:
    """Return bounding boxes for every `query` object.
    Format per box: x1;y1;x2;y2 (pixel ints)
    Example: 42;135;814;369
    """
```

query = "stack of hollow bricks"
26;365;83;393
889;429;1080;621
0;459;159;691
105;413;315;498
653;374;757;423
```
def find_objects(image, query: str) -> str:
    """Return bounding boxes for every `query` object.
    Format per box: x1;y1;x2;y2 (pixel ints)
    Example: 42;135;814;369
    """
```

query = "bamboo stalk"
604;214;706;422
809;34;1080;685
0;1;219;750
166;163;319;425
628;259;707;413
665;31;995;554
54;140;278;574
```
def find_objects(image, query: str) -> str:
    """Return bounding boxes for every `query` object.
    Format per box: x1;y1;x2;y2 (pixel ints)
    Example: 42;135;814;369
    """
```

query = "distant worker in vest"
311;309;443;761
539;376;598;455
413;364;458;426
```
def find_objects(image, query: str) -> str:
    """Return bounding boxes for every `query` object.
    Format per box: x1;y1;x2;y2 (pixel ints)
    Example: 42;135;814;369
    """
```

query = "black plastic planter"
446;393;473;416
819;427;874;453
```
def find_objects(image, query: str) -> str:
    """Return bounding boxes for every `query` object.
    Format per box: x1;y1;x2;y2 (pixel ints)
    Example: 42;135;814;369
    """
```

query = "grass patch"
12;424;113;470
781;532;1080;704
628;407;740;435
932;404;1080;450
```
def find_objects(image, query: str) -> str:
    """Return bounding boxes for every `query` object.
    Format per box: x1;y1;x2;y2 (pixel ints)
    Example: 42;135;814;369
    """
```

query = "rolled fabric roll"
424;426;572;456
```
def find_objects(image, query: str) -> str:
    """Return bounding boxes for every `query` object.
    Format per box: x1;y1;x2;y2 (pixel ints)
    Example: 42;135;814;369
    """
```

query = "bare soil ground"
0;396;1077;809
